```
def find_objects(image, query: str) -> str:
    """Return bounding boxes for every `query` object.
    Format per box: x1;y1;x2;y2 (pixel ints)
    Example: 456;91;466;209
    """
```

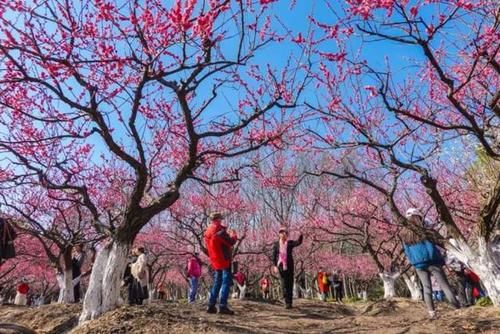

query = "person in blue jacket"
402;208;459;319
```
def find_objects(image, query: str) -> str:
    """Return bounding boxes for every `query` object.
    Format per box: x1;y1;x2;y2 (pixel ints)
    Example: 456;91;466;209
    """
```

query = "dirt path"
1;299;499;333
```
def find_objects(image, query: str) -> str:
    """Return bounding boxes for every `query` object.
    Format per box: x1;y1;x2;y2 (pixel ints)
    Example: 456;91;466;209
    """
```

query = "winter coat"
234;272;246;286
204;222;237;271
131;253;149;287
17;283;29;295
187;257;202;278
317;272;329;293
403;240;444;269
272;235;303;273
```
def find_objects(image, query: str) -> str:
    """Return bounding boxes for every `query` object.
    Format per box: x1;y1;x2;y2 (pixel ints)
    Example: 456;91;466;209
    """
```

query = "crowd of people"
0;209;493;321
316;269;344;303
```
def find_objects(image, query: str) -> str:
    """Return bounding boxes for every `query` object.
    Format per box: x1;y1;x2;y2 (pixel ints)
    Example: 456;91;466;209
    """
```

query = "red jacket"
187;257;202;278
317;272;329;293
234;272;246;285
17;283;29;295
204;221;237;270
260;278;270;290
466;271;480;283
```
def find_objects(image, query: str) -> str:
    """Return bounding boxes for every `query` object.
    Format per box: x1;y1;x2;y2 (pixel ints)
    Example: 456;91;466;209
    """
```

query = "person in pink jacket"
187;252;202;304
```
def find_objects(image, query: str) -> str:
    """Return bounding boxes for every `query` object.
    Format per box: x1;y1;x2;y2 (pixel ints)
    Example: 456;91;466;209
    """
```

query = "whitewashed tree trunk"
79;242;129;323
293;280;299;299
57;270;75;303
379;272;400;300
342;274;349;299
447;238;500;306
403;274;422;301
149;286;157;301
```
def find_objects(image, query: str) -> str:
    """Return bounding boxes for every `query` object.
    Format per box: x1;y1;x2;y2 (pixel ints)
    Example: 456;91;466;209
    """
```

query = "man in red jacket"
204;212;238;315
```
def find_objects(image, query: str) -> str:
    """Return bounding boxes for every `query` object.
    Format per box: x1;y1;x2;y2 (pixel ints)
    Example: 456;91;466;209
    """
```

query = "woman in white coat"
130;247;149;305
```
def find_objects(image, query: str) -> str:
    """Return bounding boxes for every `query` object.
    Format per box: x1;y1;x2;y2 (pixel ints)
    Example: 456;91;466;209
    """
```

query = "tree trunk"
342;275;349;299
448;238;500;306
379;272;399;300
79;242;129;323
349;278;356;298
402;273;421;301
57;247;75;303
293;280;299;299
57;269;75;303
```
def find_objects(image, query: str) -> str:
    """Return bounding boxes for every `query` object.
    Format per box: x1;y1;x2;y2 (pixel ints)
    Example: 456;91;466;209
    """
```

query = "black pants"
128;279;147;305
74;283;81;302
334;284;343;301
73;268;81;303
279;269;294;306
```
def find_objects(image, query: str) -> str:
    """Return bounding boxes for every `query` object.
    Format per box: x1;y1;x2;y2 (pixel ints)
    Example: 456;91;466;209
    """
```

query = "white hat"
405;208;422;219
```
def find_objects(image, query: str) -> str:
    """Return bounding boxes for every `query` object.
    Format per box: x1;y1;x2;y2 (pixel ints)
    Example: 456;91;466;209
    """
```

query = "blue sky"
0;0;480;179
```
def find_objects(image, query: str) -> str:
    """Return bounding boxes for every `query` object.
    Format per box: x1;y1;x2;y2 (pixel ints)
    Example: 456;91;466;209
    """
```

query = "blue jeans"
432;291;444;301
189;277;199;303
208;269;232;308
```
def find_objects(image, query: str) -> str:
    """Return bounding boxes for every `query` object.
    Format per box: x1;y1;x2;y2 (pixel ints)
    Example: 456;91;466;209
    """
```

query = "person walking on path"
14;280;29;306
446;244;471;307
0;217;17;264
402;208;460;319
204;213;238;315
233;270;247;300
464;268;484;304
130;247;149;305
71;244;85;303
317;269;329;302
187;252;202;304
272;226;303;309
331;271;344;303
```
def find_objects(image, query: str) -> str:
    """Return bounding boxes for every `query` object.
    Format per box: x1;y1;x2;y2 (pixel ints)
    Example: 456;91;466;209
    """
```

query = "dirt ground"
0;298;499;334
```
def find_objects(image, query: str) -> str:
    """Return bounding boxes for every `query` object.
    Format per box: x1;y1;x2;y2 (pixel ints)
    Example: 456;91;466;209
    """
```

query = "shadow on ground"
0;298;499;334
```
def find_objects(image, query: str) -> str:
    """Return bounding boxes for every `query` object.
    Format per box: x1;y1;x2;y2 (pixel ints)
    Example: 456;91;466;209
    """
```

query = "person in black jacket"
272;226;303;309
0;217;17;264
71;244;85;303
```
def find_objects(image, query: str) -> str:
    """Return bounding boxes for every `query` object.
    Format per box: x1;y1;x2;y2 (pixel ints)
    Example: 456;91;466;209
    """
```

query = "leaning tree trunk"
448;238;500;306
379;272;400;300
402;273;421;301
79;242;129;323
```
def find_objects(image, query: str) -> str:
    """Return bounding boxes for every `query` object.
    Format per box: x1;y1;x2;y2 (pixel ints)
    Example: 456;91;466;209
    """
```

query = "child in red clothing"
15;280;29;305
233;271;246;300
